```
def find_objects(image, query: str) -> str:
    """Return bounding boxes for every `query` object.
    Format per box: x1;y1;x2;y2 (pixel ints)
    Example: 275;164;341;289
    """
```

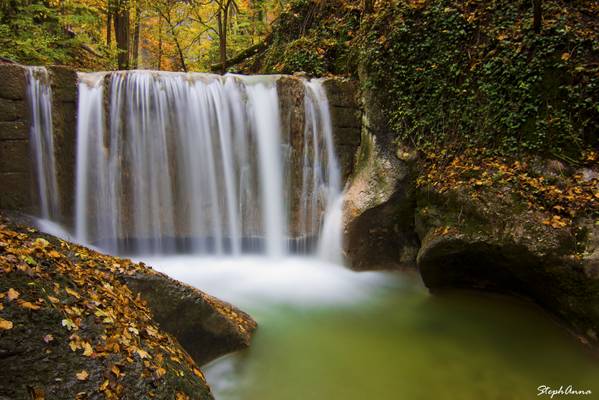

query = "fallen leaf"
62;318;77;331
192;368;204;380
43;334;54;343
76;370;89;381
99;380;110;391
0;318;13;330
30;387;45;400
135;348;151;359
34;238;50;248
65;288;81;299
155;367;166;378
48;250;61;258
82;342;94;356
19;301;41;310
7;288;20;301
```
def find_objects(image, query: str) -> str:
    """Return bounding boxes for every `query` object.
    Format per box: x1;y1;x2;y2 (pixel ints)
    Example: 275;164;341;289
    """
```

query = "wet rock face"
123;271;257;366
341;77;419;270
275;75;362;240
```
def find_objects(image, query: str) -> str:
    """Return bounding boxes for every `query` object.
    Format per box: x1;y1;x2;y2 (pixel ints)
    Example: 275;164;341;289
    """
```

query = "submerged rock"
0;212;256;399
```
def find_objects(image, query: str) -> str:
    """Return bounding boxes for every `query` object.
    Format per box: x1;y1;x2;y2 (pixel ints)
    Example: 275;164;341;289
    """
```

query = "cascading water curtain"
74;71;342;260
25;67;60;220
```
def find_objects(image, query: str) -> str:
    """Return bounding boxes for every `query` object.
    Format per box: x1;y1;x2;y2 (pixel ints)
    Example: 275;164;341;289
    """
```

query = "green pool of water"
204;273;598;400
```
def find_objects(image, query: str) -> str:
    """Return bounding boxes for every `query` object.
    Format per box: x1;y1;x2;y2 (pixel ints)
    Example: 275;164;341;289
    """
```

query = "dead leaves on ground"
0;220;203;399
418;149;599;228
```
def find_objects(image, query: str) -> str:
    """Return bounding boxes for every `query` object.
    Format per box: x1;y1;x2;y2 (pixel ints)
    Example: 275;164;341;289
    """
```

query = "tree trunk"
533;0;542;33
217;10;226;74
114;0;130;70
132;0;141;68
106;11;112;46
157;15;162;70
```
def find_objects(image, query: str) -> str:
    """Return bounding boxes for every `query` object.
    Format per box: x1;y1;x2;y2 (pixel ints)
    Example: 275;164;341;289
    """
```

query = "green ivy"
359;0;599;161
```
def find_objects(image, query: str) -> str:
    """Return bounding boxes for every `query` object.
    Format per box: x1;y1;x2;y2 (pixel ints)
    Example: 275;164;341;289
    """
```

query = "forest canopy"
0;0;280;71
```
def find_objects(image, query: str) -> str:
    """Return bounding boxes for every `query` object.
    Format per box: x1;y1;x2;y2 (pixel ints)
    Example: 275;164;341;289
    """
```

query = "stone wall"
321;77;361;184
0;67;361;240
277;75;361;237
47;66;78;226
0;64;77;224
0;65;32;212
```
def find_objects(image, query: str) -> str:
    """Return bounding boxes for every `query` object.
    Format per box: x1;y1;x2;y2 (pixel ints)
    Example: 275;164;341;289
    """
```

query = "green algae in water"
205;276;599;400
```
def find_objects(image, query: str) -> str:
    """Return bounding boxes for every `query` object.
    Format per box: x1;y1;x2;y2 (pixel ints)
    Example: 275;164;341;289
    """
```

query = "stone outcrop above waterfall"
0;212;257;399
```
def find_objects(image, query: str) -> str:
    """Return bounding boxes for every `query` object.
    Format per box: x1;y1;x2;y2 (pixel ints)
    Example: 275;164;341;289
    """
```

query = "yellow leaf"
192;368;204;380
136;348;151;359
7;288;20;301
100;380;110;391
175;392;190;400
69;340;80;352
82;342;94;357
34;238;50;248
19;301;41;310
111;365;121;377
561;52;571;61
62;318;78;331
155;367;166;378
76;370;89;381
48;250;61;259
65;288;81;299
0;318;13;330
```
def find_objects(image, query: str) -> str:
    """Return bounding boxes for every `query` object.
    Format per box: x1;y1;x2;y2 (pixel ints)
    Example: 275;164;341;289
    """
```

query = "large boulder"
122;271;256;366
415;184;599;346
0;212;257;399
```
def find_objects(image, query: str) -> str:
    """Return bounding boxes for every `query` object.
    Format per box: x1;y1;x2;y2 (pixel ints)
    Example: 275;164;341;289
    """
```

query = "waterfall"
25;67;60;220
73;71;342;260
